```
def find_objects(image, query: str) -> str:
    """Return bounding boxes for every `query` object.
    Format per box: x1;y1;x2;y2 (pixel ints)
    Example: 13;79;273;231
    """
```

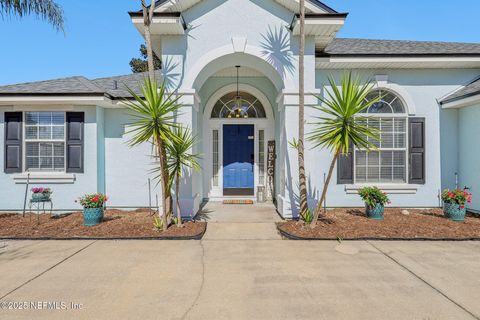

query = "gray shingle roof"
0;72;161;99
441;77;480;104
92;71;162;98
322;38;480;56
0;76;104;95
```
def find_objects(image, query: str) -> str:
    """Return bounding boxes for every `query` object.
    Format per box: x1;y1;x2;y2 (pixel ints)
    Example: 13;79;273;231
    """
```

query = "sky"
0;0;479;85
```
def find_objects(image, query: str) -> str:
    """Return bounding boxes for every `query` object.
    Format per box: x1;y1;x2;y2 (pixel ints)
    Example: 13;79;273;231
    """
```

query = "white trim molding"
345;184;418;195
441;93;480;109
13;173;76;184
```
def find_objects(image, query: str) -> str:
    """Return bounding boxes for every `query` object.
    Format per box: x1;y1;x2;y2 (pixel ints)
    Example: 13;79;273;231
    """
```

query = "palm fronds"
0;0;65;32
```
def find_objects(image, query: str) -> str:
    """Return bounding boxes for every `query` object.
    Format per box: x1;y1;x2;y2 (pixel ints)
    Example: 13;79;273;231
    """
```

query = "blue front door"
223;125;254;196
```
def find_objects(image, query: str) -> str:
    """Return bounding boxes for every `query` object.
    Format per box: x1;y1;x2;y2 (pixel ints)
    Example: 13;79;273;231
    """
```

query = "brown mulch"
0;209;206;239
277;208;480;240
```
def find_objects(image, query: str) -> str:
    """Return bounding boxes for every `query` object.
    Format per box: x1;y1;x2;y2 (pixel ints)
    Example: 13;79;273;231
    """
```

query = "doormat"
223;200;254;205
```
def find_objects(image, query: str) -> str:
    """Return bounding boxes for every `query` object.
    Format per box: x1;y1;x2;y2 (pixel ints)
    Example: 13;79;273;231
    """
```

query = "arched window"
211;92;266;119
355;89;408;183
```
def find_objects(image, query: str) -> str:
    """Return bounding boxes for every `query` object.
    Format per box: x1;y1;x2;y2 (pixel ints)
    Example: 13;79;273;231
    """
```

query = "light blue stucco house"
1;0;480;218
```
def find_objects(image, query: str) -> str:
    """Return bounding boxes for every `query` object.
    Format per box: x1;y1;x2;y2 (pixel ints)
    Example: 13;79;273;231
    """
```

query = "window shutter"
337;143;353;184
66;112;84;173
4;112;23;173
408;117;425;184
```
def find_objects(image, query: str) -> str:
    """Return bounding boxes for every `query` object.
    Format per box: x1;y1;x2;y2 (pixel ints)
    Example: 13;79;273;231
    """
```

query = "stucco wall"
0;106;99;211
274;69;480;218
160;0;316;91
458;103;480;212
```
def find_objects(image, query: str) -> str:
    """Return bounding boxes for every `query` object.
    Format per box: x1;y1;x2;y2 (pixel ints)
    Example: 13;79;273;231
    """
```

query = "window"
211;92;266;119
258;130;265;186
212;130;219;186
24;112;66;172
355;90;407;183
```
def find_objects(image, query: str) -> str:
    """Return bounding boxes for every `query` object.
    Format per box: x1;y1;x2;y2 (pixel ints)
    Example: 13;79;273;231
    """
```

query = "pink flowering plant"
441;189;472;209
78;193;108;209
358;186;390;208
31;187;52;194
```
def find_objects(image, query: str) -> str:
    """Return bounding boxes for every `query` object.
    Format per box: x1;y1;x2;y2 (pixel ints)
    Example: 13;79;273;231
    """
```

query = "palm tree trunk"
141;0;173;219
141;0;156;82
155;137;168;231
310;148;341;227
176;172;182;227
298;0;308;216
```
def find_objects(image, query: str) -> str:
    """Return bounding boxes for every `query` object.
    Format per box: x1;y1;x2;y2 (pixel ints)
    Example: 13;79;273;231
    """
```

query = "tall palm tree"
297;0;308;216
123;78;181;231
141;0;157;82
0;0;64;31
140;0;173;217
166;126;201;227
308;72;382;226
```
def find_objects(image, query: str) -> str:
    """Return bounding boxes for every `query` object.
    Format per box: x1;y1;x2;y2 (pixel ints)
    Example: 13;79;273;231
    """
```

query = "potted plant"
441;189;472;222
31;188;52;202
358;186;390;220
78;193;108;226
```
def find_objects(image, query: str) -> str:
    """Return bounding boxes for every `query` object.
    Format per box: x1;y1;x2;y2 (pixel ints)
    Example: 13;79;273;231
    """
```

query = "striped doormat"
223;200;254;205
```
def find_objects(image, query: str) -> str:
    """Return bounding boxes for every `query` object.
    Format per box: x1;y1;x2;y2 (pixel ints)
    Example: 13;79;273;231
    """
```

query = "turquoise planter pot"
443;202;466;222
83;207;104;226
31;193;51;202
365;203;385;220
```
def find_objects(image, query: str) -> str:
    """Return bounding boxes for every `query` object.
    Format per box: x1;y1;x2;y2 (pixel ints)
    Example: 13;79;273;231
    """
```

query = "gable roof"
441;77;480;105
320;38;480;57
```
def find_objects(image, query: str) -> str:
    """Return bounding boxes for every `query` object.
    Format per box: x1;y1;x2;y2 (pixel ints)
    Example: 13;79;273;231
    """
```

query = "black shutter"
337;143;354;184
4;112;23;173
66;112;84;173
409;117;425;184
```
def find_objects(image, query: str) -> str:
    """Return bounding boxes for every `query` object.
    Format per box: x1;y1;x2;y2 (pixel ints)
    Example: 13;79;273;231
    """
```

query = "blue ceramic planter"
365;203;385;220
31;193;51;202
443;202;466;222
83;207;104;226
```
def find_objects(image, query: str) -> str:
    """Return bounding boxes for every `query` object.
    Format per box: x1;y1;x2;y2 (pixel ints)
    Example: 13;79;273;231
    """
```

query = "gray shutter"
4;112;23;173
66;112;84;173
409;117;425;184
337;143;353;184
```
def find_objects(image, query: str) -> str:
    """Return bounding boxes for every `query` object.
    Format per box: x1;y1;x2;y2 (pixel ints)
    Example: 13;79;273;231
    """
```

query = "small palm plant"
308;72;382;226
123;78;181;231
166;126;201;227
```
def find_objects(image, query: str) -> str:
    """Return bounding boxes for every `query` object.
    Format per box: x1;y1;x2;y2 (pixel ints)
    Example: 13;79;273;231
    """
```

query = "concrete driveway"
1;237;479;319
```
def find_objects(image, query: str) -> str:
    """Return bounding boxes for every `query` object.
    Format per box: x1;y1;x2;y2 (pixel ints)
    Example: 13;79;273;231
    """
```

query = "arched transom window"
211;92;266;119
355;89;408;183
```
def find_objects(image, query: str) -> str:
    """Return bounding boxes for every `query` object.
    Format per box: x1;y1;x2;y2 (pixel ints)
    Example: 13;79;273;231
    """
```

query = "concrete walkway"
1;239;480;320
197;202;282;240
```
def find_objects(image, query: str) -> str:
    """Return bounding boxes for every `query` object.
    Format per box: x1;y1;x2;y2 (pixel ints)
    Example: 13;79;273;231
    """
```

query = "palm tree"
0;0;64;32
297;0;308;216
166;126;201;227
308;72;382;226
140;0;157;82
140;0;173;218
123;78;181;231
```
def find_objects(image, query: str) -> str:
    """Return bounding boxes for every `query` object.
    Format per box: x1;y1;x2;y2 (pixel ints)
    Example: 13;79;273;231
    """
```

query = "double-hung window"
24;112;66;172
355;90;407;184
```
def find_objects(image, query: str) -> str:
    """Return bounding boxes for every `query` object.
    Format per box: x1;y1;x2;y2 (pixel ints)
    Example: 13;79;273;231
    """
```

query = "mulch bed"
0;209;207;240
277;208;480;240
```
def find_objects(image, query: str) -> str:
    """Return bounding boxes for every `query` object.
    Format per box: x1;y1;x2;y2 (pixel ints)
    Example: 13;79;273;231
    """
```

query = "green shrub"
153;217;164;231
358;186;390;208
299;208;314;225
